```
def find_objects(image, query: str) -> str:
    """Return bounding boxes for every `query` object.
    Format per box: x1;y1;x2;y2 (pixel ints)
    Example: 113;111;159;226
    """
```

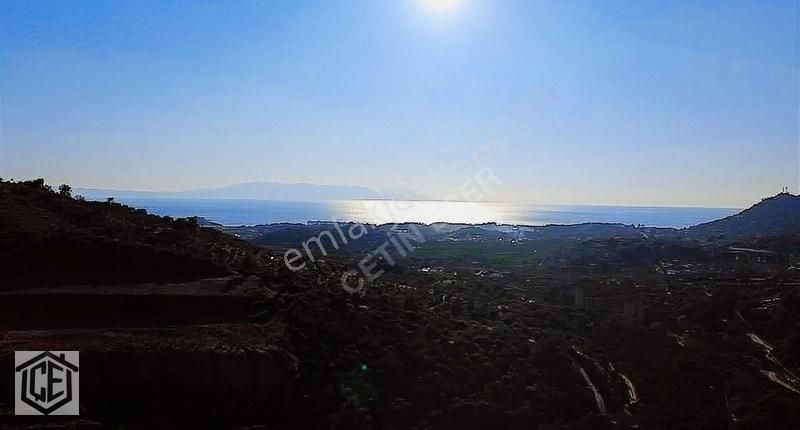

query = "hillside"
0;179;278;289
2;180;800;428
687;193;800;239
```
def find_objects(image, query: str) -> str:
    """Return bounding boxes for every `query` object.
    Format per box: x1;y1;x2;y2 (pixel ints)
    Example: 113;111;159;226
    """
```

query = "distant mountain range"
76;181;421;201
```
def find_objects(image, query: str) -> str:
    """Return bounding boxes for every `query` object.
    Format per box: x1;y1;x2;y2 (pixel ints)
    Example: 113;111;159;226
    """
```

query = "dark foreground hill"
2;180;799;429
0;179;274;290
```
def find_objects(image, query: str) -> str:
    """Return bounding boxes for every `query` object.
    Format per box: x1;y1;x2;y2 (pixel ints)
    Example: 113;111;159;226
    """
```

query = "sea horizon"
101;197;741;229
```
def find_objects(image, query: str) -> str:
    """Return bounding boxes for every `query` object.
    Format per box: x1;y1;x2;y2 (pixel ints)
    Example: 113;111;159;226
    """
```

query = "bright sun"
420;0;465;14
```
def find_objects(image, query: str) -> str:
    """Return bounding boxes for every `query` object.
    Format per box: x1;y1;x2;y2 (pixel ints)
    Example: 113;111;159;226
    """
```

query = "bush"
58;184;72;197
23;178;53;192
173;217;198;230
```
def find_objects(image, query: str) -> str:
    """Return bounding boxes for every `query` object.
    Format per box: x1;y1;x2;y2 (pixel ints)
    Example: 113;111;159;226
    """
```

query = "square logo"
14;351;79;415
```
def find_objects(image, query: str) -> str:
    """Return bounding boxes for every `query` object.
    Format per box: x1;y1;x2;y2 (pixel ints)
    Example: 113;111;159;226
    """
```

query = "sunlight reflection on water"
112;198;740;228
331;200;504;225
322;200;737;228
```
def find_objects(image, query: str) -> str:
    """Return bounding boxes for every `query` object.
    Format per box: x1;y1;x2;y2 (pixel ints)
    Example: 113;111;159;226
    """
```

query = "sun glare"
420;0;465;14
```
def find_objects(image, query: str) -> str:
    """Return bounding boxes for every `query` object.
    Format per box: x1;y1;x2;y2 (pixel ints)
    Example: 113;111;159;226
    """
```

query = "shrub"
58;184;73;197
173;217;199;230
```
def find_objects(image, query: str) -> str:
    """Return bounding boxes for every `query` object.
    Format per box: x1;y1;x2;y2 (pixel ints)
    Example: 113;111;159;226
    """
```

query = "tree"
23;178;52;192
58;184;72;197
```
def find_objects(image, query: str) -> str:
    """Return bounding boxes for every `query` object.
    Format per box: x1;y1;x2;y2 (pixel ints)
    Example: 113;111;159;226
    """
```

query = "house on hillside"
728;247;777;264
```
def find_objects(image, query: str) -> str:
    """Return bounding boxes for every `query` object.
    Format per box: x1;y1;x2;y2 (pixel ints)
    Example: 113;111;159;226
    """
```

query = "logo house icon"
14;351;79;415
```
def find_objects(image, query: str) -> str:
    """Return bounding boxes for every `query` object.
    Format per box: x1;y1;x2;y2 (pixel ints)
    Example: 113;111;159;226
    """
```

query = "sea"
111;198;740;229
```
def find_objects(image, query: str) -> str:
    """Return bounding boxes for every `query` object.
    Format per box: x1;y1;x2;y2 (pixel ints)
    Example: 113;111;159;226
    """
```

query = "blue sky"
1;0;797;207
